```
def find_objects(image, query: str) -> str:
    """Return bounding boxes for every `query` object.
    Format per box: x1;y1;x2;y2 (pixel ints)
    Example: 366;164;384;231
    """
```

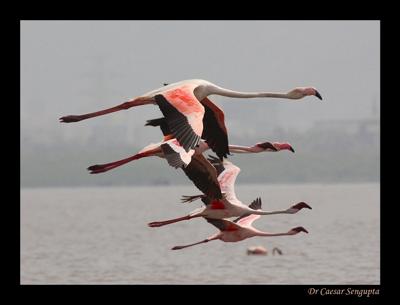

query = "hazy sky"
21;20;379;148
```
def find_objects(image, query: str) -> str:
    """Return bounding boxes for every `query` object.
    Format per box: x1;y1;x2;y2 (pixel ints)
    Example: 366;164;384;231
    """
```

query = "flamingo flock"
60;79;321;250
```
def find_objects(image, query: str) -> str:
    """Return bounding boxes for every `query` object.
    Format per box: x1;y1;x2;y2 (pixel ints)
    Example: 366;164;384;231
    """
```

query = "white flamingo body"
217;227;255;243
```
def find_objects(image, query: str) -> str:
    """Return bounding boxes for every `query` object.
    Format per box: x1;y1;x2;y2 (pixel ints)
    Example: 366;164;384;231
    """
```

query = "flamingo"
60;79;322;160
171;205;309;250
247;246;268;255
147;157;311;227
87;116;294;174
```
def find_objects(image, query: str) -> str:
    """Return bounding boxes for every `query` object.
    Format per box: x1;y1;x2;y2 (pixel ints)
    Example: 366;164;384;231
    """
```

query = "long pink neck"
208;85;290;99
255;231;293;237
253;209;292;216
228;145;261;153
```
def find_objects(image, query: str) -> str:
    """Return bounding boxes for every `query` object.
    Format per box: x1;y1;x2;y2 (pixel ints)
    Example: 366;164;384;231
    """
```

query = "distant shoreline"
20;181;380;190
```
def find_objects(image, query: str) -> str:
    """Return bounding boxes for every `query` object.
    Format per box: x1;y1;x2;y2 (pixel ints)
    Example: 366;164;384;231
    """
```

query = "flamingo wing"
154;89;204;152
207;155;227;175
160;140;194;169
145;117;171;136
233;198;262;225
182;153;223;199
200;97;230;160
248;197;262;210
235;214;261;227
208;155;240;201
205;218;241;231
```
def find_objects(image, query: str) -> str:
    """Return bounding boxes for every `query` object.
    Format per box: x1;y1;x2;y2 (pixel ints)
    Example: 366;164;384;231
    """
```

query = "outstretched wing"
154;90;204;152
233;198;262;226
145;117;171;136
208;156;240;201
160;140;195;169
200;97;230;160
248;197;262;210
235;214;261;227
205;218;241;231
207;155;226;176
182;154;222;199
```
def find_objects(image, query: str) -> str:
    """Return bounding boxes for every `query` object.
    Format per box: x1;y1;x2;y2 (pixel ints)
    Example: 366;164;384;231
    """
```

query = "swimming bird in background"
147;157;311;228
247;245;268;255
60;79;322;160
171;199;309;250
87;116;294;174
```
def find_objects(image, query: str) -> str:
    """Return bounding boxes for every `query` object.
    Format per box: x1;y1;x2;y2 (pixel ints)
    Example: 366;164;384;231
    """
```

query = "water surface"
21;183;379;284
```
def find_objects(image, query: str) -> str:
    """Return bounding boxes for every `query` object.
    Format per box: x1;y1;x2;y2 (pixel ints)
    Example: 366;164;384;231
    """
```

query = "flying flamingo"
147;156;311;227
60;79;322;160
87;116;294;174
171;199;309;250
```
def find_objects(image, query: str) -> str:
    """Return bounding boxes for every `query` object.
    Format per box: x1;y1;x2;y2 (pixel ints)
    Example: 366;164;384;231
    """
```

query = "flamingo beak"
292;202;312;210
314;90;323;100
288;146;295;153
292;227;309;234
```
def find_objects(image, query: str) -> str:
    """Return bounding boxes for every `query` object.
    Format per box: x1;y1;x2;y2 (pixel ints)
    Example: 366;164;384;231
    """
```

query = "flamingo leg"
88;146;162;174
87;153;146;174
171;237;217;250
148;214;201;228
59;97;154;123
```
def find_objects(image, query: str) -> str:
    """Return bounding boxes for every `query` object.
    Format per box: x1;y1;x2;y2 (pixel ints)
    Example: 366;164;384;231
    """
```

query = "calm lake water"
21;183;379;284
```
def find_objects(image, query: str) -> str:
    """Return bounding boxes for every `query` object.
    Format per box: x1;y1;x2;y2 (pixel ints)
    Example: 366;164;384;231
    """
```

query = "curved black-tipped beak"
289;146;295;153
314;90;323;100
292;226;309;234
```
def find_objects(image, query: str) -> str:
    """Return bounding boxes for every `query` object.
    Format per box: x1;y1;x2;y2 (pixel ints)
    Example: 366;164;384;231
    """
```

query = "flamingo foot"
148;221;167;227
87;164;113;174
87;164;105;171
59;115;84;123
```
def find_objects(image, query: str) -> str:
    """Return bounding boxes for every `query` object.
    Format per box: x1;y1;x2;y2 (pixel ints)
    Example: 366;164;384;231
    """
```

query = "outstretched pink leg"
148;215;201;228
88;147;162;174
60;97;154;123
171;237;218;250
88;153;147;174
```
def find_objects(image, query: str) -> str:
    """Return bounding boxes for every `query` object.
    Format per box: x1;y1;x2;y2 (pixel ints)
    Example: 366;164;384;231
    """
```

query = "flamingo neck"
256;231;291;237
228;145;258;153
253;209;290;216
208;85;290;99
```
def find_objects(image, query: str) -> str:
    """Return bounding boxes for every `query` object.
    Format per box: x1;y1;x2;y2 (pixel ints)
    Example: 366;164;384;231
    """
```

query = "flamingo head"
256;142;278;152
287;202;312;214
288;87;323;100
256;142;295;153
272;142;295;153
288;226;309;235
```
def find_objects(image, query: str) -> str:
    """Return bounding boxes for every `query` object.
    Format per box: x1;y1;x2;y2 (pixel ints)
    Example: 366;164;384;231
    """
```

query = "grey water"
21;183;379;284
